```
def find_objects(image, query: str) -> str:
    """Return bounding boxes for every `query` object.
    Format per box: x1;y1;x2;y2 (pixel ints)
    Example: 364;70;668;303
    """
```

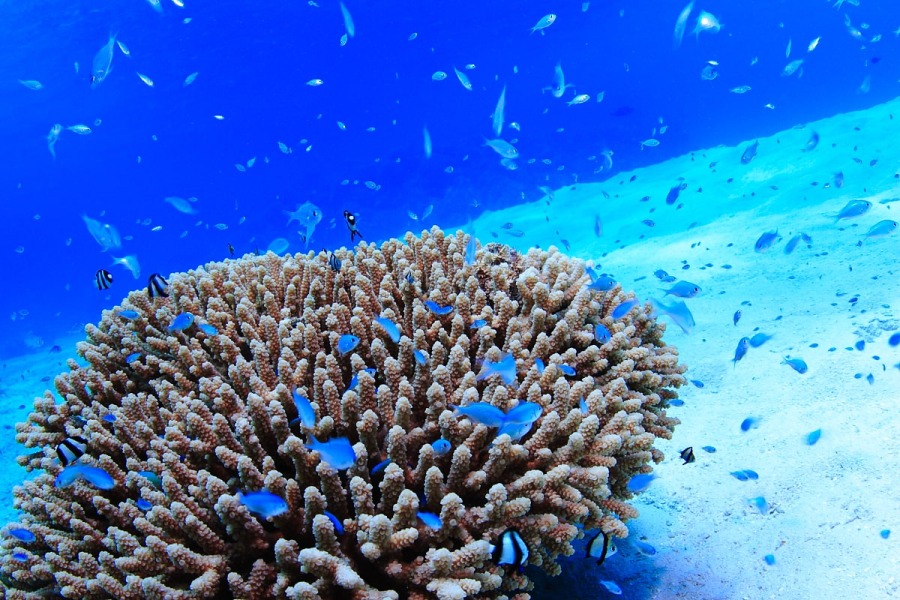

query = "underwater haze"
1;0;899;598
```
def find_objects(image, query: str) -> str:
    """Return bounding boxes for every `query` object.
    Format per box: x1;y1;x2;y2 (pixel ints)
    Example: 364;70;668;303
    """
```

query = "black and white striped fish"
328;251;342;272
491;529;529;571
94;269;113;290
586;530;618;566
147;273;169;298
56;435;88;467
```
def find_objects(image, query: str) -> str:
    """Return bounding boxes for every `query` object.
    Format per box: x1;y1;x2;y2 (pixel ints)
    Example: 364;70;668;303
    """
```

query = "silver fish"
543;63;573;99
802;131;819;152
91;32;118;89
650;298;695;334
492;85;506;137
781;59;804;77
284;202;323;248
673;1;694;48
864;219;898;239
754;230;781;252
832;200;871;222
530;13;557;35
484;138;518;159
47;124;62;158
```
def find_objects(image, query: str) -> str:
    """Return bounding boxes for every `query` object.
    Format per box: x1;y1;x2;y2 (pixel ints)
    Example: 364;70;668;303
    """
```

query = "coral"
0;228;684;599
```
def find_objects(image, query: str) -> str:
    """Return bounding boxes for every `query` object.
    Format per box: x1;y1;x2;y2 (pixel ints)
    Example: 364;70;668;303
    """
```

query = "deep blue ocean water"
2;0;898;355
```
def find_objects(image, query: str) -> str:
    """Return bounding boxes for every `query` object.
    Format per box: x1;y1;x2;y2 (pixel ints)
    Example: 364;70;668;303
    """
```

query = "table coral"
0;228;685;599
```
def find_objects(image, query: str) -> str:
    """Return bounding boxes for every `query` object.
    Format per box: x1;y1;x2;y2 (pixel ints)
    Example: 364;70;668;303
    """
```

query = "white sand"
2;98;898;598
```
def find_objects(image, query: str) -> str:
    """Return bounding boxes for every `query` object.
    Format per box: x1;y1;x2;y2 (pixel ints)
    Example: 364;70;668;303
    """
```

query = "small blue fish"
475;353;517;384
890;332;900;347
424;300;454;316
690;379;704;388
880;529;891;539
754;230;781;253
347;367;377;391
832;199;871;222
748;333;773;348
783;234;800;254
579;398;589;414
782;357;808;374
292;390;316;429
763;554;776;565
374;317;400;343
733;337;750;366
730;471;750;481
740;417;760;432
650;298;695;334
587;274;617;292
238;490;288;518
504;401;542;425
323;511;344;534
669;399;685;406
855;340;865;351
805;429;822;445
662;281;701;298
534;357;545;374
612;298;640;319
451;403;507;428
594;323;612;343
471;319;487;329
371;458;391;475
626;473;657;492
496;419;533;442
117;309;139;320
55;464;116;490
337;334;360;355
599;579;623;595
125;352;142;364
137;470;162;488
413;350;427;366
558;364;576;376
168;312;194;332
749;496;770;515
198;323;218;335
136;499;152;510
431;439;452;455
11;552;28;561
417;511;442;529
7;528;35;543
701;446;717;453
632;540;657;556
306;436;356;469
101;414;116;423
733;310;742;326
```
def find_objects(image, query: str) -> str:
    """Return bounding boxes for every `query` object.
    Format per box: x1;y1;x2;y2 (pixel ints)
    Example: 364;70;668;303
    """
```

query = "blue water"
1;0;898;355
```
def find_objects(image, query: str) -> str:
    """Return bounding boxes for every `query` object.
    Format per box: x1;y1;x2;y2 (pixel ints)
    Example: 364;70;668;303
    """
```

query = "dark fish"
49;345;61;353
666;183;687;205
654;269;669;280
228;243;235;257
733;310;742;326
749;332;773;347
56;435;88;467
679;447;695;464
641;219;655;227
594;215;603;237
328;252;342;272
741;417;760;431
493;529;529;571
94;269;113;290
343;210;363;242
784;234;802;254
560;238;571;251
740;140;759;164
733;337;750;366
402;268;415;285
802;131;819;152
501;222;514;229
586;531;617;565
754;230;782;253
147;273;169;298
833;171;844;188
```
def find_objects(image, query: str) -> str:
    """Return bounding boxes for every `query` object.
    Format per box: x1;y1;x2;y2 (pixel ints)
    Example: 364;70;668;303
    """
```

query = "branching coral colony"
0;228;685;599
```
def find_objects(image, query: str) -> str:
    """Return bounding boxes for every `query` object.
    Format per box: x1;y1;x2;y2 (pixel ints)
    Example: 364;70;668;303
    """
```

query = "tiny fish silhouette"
805;429;822;445
754;230;782;253
733;310;742;326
